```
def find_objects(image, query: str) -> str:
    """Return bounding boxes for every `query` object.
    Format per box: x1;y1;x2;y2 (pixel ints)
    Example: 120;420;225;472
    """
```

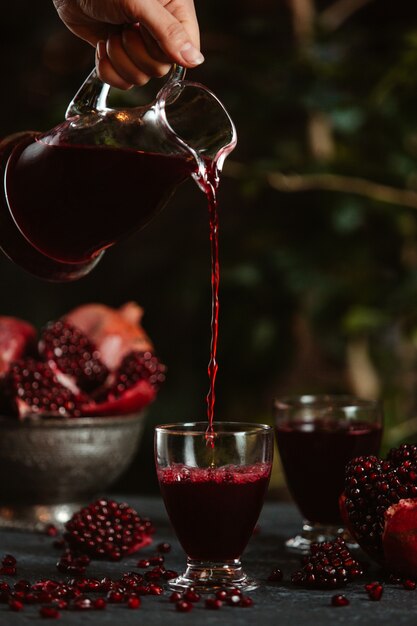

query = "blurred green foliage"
1;1;417;491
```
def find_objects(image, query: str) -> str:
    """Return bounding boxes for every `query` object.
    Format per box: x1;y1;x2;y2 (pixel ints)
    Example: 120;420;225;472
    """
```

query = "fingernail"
96;40;106;60
180;43;204;66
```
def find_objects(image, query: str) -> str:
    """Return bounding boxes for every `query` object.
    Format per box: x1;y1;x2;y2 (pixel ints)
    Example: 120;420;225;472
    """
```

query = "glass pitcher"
0;66;236;282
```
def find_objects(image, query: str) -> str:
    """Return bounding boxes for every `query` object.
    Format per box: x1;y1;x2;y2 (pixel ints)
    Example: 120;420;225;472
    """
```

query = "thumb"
124;0;204;67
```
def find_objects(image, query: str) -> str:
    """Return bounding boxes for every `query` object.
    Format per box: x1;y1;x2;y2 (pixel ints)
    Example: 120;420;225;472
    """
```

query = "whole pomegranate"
340;443;417;578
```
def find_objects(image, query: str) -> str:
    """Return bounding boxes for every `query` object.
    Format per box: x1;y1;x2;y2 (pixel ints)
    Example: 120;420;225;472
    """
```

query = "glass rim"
274;394;379;411
155;421;272;436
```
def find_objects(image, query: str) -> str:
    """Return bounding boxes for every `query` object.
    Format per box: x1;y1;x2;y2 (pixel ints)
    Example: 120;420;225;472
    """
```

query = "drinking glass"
274;395;383;553
155;422;273;592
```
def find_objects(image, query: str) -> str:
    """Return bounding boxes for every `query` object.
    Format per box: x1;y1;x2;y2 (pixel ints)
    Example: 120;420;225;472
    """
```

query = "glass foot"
168;558;259;593
285;522;357;554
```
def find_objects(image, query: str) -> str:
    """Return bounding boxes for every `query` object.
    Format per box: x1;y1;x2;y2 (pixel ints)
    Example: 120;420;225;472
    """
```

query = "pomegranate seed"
149;555;165;565
53;600;68;609
0;566;16;575
183;588;200;603
39;606;61;618
240;595;254;608
268;568;283;582
157;542;171;553
216;590;228;600
145;569;163;582
93;598;107;610
9;598;24;611
14;579;31;592
331;594;350;607
2;554;17;567
205;598;222;609
134;585;150;596
137;559;150;568
227;594;241;606
127;596;141;609
106;590;124;603
24;593;39;604
368;584;383;601
12;591;26;601
403;579;416;590
176;600;193;612
45;524;58;537
147;583;164;596
163;570;178;580
169;592;182;603
73;596;93;610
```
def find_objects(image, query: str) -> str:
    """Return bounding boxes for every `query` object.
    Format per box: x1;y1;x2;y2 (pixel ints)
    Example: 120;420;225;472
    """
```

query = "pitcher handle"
65;65;186;119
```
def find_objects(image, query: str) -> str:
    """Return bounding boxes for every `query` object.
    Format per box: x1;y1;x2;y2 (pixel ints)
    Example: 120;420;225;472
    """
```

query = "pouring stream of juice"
204;174;220;446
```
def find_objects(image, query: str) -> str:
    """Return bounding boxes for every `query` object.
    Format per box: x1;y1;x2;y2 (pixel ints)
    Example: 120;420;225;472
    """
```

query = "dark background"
1;0;417;493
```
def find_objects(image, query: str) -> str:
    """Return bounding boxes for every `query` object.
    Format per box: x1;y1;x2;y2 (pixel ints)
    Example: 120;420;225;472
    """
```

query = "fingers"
124;0;203;68
122;25;171;77
96;40;133;90
95;27;172;89
93;0;204;89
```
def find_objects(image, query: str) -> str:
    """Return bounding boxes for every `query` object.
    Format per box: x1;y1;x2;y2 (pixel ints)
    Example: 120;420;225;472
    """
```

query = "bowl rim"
0;412;146;429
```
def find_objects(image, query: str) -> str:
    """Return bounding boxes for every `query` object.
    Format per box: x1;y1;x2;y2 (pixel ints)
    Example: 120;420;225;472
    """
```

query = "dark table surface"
0;496;415;625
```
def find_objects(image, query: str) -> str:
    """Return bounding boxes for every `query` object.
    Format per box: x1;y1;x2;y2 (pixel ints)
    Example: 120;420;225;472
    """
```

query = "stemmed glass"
155;422;273;592
274;395;383;553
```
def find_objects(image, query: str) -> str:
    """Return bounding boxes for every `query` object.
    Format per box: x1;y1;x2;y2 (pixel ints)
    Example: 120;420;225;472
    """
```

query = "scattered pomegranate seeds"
331;594;350;607
183;588;201;603
2;554;17;567
205;597;223;609
9;598;24;611
268;568;283;582
126;596;141;609
239;595;254;607
0;554;17;576
226;593;242;606
176;600;193;612
365;582;384;601
403;579;417;590
149;555;165;565
45;524;58;537
39;605;61;619
93;598;106;610
137;559;150;568
169;592;181;603
157;542;171;553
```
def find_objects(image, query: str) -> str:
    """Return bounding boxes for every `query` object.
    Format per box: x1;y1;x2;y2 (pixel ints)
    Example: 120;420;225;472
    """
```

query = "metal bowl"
0;413;146;531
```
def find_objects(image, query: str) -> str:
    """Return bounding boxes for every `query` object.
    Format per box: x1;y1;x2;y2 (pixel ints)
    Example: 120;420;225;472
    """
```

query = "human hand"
53;0;203;89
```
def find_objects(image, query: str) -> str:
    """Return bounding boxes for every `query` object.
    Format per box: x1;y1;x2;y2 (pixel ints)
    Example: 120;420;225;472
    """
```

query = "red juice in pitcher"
5;139;194;264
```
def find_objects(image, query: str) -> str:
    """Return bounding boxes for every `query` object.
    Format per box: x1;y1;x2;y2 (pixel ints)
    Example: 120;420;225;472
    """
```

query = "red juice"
4;136;223;430
5;139;194;263
202;173;220;440
157;463;271;561
0;133;102;281
275;420;382;524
